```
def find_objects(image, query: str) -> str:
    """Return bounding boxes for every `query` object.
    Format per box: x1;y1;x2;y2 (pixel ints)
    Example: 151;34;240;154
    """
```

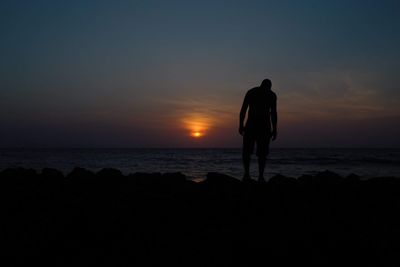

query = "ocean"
0;148;399;180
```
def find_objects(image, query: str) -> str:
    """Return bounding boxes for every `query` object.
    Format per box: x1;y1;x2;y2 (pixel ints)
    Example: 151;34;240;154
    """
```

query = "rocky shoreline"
2;168;400;266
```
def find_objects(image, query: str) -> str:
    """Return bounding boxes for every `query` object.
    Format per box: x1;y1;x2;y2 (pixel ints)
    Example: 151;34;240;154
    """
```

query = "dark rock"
96;168;123;178
67;167;95;179
346;173;360;183
129;172;163;184
204;172;241;186
316;170;343;179
268;174;297;185
314;170;344;186
3;168;400;266
162;172;186;184
1;167;37;178
200;172;243;198
297;174;314;184
41;168;64;179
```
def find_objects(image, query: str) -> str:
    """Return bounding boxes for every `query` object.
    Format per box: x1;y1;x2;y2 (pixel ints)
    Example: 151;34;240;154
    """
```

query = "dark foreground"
2;168;400;266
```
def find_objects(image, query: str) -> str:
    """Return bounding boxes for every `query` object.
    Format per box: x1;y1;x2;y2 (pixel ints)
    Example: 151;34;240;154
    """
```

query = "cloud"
277;69;400;121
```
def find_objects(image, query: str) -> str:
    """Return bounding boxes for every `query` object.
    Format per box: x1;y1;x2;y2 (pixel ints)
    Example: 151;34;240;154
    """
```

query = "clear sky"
1;0;399;147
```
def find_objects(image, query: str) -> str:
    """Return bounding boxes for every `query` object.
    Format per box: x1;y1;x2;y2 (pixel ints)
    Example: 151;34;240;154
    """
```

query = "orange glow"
182;114;212;139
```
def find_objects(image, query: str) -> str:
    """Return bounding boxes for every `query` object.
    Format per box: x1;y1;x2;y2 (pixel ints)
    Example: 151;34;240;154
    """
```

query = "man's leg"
257;156;266;182
256;134;270;182
243;154;251;180
242;132;255;180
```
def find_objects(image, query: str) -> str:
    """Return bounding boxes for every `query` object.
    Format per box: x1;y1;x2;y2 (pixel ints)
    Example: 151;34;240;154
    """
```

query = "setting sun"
191;131;203;138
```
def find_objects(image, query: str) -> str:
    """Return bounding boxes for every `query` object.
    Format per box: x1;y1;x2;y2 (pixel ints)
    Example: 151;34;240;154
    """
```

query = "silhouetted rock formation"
2;168;400;266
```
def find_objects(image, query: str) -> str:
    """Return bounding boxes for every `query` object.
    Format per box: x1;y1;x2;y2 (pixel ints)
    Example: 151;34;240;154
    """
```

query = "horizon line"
0;146;399;150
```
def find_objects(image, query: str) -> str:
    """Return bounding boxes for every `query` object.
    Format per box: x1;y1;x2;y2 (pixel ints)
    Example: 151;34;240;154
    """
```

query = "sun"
191;131;203;138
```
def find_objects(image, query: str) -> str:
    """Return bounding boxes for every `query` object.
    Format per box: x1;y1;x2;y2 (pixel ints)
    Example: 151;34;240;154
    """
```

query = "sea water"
0;148;399;180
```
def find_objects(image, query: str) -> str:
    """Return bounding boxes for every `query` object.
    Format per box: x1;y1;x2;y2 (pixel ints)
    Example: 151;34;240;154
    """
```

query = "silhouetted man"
239;79;277;182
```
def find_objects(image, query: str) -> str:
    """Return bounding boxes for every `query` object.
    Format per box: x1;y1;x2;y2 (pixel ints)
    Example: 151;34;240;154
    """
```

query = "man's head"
260;79;272;89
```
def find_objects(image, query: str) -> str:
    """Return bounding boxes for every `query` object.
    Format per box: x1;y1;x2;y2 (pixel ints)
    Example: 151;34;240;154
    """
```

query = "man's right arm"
239;92;249;136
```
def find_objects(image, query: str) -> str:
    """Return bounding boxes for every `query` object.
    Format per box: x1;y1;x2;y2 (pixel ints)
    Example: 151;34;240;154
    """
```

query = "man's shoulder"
246;87;277;99
246;87;259;95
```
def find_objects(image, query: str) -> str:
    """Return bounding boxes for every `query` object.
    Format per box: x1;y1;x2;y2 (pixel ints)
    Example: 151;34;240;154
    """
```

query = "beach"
3;167;400;266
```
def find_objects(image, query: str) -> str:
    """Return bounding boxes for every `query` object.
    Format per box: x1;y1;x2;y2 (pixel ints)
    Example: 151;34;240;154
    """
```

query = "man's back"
244;86;277;132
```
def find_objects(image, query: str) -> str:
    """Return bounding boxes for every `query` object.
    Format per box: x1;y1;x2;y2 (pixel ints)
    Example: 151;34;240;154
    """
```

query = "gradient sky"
1;0;399;147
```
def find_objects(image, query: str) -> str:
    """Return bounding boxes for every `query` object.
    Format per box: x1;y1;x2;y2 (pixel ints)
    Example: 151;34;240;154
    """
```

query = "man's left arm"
271;94;278;141
239;92;249;136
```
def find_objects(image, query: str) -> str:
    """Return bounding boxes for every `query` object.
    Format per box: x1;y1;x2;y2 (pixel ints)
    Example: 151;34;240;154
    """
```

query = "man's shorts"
243;128;271;158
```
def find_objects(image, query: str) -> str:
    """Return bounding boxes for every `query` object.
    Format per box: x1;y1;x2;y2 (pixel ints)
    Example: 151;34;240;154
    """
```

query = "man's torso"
245;87;276;133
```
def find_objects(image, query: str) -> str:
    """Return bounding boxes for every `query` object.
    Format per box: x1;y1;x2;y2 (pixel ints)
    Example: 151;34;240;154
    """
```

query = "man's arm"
239;92;249;136
271;94;278;140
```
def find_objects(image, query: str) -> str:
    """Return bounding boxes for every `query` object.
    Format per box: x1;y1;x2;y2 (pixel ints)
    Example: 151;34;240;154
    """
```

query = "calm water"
0;148;399;180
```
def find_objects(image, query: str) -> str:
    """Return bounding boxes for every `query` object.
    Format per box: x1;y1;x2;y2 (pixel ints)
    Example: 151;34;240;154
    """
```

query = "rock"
204;172;241;186
67;167;95;180
201;172;242;196
268;174;297;185
96;168;123;178
162;172;187;185
1;167;37;178
297;174;314;184
129;172;163;185
346;173;360;183
315;170;344;185
41;168;64;179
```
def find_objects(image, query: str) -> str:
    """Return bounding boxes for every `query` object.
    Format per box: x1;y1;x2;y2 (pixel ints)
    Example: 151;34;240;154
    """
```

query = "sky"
1;0;399;148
